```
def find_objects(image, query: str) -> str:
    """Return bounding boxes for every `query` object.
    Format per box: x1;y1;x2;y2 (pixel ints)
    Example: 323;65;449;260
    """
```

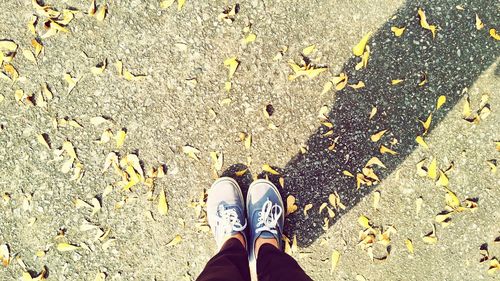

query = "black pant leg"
256;244;313;281
196;238;251;281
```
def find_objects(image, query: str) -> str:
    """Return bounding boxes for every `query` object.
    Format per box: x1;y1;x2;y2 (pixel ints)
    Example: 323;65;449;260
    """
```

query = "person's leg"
256;243;313;281
246;179;313;281
195;177;250;281
196;235;250;281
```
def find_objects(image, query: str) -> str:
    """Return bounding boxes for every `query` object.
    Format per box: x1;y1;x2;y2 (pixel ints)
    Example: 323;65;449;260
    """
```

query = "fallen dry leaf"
224;57;239;79
286;195;298;215
166;235;182;247
436;95;446;110
405;239;414;254
415;136;429;149
352;32;372;56
330;250;340;274
56;243;80;252
158;187;168;215
262;164;279;175
418;8;437;38
490;29;500;40
391;26;405;37
370;129;387;142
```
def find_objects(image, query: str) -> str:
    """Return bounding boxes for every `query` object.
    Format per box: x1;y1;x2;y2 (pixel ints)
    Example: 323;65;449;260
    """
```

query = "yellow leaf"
115;129;126;148
365;157;386;168
422;235;437;244
37;134;50;150
91;61;106;75
235;169;247;176
462;95;472;118
391;26;405;37
95;4;107;21
369;106;377;119
28;15;37;35
22;49;37;64
331;73;348;90
63;73;79;94
342;170;354;177
68;120;83;128
1;244;9;267
31;39;43;57
166;235;182;247
428;158;437;179
391;79;404;85
262;164;279;175
421;113;432;134
475;14;484;30
435;170;449;186
405;239;414;254
319;202;328;214
380;145;397;155
302;44;316;55
352;32;372;56
4;64;19;81
243;33;256;44
304;67;327;79
436;95;446;110
62;141;77;159
160;0;175;9
490;29;500;40
488;258;500;275
279;177;285;188
486;160;497;174
158;187;168;215
286;195;298;215
435;211;452;223
123;70;144;81
330;250;340;273
445;189;460;209
223;57;239;79
370;129;387;142
355;47;370;70
244;133;252;149
358;215;371;229
91;197;101;215
418;8;437;38
177;0;186;11
303;204;313;216
114;60;123;76
0;40;18;52
210;151;223;171
373;190;380;210
56;243;80;252
22;272;33;281
415;136;429;149
348;81;365;89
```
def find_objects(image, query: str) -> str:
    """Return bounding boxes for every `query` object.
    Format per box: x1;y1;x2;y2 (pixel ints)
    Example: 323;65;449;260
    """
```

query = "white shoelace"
214;205;246;240
255;199;282;235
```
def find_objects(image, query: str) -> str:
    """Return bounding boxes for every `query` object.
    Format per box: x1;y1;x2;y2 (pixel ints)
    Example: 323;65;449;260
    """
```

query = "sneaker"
207;177;247;250
246;179;285;264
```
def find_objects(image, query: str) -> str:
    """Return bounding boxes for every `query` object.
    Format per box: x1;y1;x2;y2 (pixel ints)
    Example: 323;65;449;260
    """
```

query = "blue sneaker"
207;177;247;250
246;179;285;264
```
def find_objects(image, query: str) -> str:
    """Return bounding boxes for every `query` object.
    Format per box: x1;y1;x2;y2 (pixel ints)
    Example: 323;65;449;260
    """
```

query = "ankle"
255;237;279;257
222;232;246;250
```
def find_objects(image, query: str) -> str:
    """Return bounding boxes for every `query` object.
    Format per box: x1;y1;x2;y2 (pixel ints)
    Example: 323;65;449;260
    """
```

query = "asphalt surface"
0;0;498;280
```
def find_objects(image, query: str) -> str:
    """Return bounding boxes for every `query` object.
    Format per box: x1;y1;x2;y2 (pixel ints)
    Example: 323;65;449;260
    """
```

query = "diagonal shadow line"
281;0;499;247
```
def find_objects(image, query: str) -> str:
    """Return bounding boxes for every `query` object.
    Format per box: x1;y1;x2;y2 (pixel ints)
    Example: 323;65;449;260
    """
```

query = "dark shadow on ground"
280;0;499;247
